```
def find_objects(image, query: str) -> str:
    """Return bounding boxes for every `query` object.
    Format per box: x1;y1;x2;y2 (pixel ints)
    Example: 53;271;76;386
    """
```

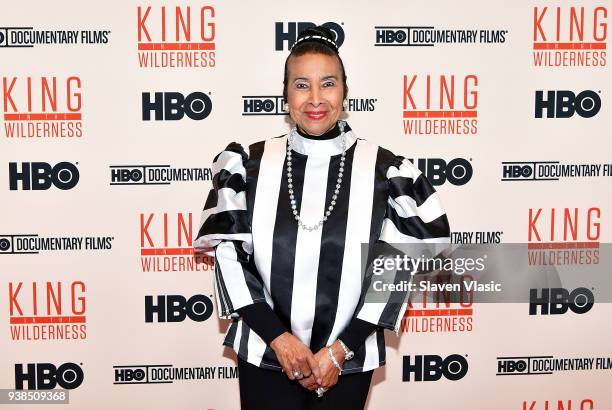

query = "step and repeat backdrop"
1;1;610;409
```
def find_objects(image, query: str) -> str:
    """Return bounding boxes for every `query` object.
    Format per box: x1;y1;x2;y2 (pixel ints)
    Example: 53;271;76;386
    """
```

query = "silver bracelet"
327;346;342;374
337;339;354;361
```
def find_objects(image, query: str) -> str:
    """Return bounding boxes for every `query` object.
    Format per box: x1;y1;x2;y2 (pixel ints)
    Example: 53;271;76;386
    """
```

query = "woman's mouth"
306;111;327;120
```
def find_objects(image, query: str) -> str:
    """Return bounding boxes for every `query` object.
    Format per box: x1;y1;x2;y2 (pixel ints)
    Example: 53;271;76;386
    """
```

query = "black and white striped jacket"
194;125;451;374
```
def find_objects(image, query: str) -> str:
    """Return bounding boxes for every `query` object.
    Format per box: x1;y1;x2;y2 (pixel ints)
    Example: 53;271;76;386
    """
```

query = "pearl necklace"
286;121;347;231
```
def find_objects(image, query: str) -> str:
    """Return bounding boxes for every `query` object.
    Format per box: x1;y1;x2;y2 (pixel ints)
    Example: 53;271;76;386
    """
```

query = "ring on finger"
293;370;303;379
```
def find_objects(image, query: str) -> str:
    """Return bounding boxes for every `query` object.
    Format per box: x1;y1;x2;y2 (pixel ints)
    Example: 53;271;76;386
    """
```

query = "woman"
194;26;451;409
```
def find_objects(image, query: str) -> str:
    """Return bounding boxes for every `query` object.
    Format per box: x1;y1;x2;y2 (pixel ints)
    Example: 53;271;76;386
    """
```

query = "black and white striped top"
194;122;451;374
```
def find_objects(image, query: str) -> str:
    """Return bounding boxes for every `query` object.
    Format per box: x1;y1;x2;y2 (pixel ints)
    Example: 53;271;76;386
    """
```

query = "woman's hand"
270;332;322;384
298;373;320;391
307;341;345;391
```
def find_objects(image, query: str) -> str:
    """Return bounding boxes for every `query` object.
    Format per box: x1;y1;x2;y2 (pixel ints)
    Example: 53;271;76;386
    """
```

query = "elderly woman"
195;26;451;410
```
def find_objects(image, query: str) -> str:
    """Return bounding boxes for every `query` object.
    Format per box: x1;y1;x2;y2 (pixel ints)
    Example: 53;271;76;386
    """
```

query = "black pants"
238;357;373;410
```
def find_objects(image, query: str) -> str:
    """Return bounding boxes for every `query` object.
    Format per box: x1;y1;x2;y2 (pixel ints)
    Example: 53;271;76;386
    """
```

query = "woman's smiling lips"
306;111;327;120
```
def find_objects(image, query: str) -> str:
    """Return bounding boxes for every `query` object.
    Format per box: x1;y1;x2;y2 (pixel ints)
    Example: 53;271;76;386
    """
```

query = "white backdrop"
1;1;610;409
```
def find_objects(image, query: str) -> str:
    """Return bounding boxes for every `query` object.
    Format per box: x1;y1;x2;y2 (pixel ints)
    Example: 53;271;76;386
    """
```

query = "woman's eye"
322;81;335;87
296;83;308;89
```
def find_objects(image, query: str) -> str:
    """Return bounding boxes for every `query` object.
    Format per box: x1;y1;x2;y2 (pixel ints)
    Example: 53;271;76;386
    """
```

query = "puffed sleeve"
194;142;267;320
353;155;451;334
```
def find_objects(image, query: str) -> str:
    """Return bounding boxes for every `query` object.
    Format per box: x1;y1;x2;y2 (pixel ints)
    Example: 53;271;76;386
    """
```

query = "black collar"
296;121;352;140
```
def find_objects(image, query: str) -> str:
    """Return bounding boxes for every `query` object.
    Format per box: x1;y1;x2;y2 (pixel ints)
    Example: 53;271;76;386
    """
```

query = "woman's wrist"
327;344;343;374
270;331;292;351
330;341;346;366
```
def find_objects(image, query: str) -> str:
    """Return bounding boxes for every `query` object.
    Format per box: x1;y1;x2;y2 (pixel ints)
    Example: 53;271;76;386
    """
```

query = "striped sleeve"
355;156;451;334
194;142;266;319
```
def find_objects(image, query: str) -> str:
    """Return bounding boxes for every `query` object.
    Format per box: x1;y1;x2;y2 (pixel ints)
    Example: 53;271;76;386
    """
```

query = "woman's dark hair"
282;26;348;101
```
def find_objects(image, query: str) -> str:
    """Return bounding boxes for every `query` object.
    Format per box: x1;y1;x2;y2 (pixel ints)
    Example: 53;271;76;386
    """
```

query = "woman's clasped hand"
270;331;346;393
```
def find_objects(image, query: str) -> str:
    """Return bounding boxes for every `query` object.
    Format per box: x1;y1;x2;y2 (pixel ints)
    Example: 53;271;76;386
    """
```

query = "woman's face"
286;52;344;136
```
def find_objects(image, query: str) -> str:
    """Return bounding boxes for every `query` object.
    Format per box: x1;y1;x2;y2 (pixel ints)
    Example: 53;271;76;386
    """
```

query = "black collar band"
295;122;351;140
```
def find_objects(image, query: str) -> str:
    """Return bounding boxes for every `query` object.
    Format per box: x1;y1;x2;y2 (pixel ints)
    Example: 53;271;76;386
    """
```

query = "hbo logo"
497;359;527;374
9;162;79;190
243;98;283;114
114;367;146;383
15;362;84;390
142;92;212;121
275;22;344;50
111;168;143;183
375;28;408;45
145;294;213;323
529;287;594;315
409;158;473;186
402;354;468;382
535;90;601;118
502;164;533;180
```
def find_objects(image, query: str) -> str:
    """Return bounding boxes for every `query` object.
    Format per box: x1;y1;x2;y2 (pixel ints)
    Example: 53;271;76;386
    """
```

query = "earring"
342;98;349;109
283;102;289;112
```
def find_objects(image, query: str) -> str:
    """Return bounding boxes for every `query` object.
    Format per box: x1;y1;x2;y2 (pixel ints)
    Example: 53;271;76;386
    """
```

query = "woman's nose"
309;86;321;106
